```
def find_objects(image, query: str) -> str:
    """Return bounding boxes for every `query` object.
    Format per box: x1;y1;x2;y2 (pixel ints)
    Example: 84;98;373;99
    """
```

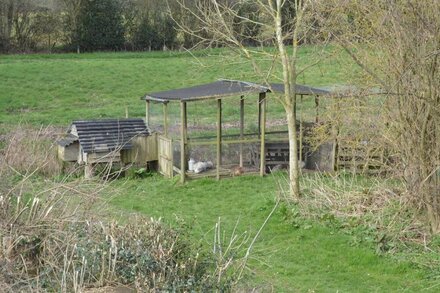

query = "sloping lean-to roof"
144;80;268;102
63;118;149;153
143;80;331;103
269;83;331;96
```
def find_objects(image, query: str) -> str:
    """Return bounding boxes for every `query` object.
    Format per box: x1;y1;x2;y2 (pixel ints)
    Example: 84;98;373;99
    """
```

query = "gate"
158;135;173;178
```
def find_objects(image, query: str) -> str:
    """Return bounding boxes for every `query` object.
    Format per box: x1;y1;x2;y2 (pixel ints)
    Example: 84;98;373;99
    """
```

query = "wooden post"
180;101;187;183
259;93;266;176
239;96;244;167
145;100;150;126
315;95;319;124
84;163;94;179
216;98;222;180
299;95;303;163
258;96;261;137
331;96;341;171
125;106;129;118
163;102;169;136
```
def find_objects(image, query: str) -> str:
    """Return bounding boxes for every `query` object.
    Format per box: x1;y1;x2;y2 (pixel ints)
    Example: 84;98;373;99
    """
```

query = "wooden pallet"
337;142;386;174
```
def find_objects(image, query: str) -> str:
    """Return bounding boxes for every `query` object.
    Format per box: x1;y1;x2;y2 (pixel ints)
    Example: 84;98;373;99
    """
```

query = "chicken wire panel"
186;141;259;168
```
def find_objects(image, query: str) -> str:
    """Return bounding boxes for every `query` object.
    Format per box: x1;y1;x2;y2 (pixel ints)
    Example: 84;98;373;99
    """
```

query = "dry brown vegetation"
0;127;244;292
1;125;64;177
316;0;440;233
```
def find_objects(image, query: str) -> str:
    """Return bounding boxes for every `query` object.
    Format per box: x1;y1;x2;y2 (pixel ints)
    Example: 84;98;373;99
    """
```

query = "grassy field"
1;50;437;291
0;47;355;128
108;174;435;292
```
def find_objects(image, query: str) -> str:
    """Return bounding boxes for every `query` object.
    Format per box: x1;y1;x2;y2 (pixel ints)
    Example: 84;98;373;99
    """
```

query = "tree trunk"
286;108;300;199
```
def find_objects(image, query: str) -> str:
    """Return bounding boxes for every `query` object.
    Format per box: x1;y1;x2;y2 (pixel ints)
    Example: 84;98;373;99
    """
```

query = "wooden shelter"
57;118;157;177
142;80;330;182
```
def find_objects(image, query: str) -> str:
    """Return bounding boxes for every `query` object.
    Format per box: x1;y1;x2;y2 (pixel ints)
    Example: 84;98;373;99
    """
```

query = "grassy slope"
0;50;434;291
109;174;432;292
0;48;353;127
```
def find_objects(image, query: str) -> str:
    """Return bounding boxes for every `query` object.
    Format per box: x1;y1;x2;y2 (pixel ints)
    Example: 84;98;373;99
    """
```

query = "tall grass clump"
1;125;63;177
276;171;440;274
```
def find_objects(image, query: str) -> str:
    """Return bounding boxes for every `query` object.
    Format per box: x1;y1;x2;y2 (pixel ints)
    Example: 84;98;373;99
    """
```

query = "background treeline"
0;0;289;53
0;0;180;53
0;0;198;53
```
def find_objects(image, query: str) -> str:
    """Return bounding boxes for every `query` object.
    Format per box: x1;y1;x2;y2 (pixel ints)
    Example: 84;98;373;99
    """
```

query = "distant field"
0;47;357;129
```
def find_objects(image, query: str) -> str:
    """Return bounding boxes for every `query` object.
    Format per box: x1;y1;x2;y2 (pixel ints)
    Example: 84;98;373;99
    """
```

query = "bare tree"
0;0;14;52
59;0;83;52
172;0;330;198
318;0;440;233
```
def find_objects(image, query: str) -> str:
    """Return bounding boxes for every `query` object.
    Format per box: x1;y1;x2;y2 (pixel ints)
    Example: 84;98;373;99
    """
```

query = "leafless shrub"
315;0;440;233
0;166;245;292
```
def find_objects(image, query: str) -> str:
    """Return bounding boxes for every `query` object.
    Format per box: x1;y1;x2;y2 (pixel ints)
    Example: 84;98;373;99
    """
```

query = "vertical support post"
145;100;150;126
84;163;94;179
315;95;319;124
125;106;129;118
258;96;261;137
180;101;187;183
239;96;244;168
163;102;169;136
216;98;222;180
299;94;303;163
259;93;266;176
331;96;341;171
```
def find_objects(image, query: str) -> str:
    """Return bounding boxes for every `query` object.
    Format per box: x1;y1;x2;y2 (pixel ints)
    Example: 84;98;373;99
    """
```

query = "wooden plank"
180;101;187;183
259;93;266;177
163;103;169;136
240;96;244;168
188;138;260;146
158;135;173;178
121;134;158;164
299;94;303;162
216;98;222;180
145;100;150;126
315;95;319;123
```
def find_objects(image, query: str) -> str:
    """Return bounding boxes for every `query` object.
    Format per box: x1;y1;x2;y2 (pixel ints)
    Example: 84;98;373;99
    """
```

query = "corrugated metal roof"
144;80;267;102
269;83;331;96
143;80;331;102
70;118;149;153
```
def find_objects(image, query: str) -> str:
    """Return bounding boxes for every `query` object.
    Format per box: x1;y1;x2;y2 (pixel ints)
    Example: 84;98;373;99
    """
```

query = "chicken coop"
142;79;332;182
57;118;157;177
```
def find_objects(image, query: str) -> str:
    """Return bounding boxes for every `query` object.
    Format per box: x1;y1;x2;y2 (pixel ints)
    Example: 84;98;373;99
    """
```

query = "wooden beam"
299;94;303;163
315;95;319;124
331;96;341;171
188;138;260;146
259;93;266;176
239;96;244;167
163;102;169;136
145;100;150;126
180;101;187;183
258;96;261;137
216;98;222;180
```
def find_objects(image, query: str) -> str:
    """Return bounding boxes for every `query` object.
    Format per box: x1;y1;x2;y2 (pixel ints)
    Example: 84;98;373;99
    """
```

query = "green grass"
2;49;434;291
108;174;435;292
0;47;356;127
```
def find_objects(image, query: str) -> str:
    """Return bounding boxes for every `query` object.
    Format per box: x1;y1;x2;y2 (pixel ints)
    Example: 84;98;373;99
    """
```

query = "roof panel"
269;83;331;96
70;118;149;153
144;80;268;102
143;80;331;102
